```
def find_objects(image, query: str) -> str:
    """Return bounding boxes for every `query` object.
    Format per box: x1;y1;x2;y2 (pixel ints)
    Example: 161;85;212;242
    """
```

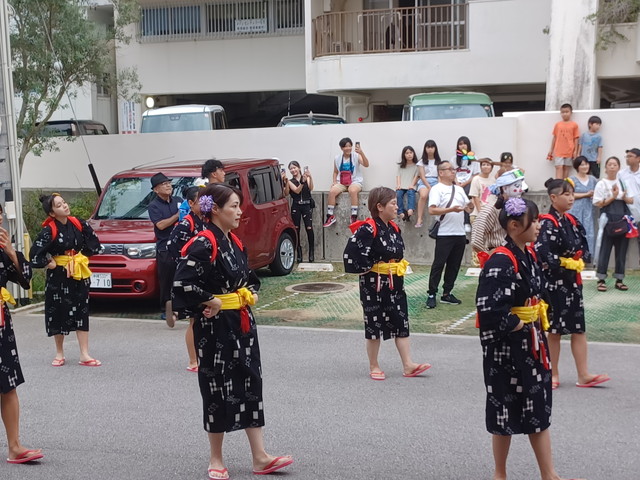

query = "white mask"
504;180;524;199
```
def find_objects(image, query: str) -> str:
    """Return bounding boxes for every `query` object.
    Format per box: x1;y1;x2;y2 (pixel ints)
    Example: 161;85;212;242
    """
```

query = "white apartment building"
52;1;640;130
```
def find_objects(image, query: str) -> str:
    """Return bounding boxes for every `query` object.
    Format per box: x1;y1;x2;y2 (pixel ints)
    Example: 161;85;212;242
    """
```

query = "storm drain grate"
286;282;351;294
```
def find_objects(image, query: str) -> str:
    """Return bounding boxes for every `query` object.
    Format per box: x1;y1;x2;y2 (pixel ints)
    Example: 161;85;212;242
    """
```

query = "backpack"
349;218;399;237
42;216;83;240
476;245;537;328
180;229;243;262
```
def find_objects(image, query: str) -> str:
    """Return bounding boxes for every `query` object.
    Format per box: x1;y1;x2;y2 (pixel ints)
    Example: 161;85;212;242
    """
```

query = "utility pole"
0;0;28;302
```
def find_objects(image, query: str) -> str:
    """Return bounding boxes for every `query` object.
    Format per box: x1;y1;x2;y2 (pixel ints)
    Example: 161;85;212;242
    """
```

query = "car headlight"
124;243;156;259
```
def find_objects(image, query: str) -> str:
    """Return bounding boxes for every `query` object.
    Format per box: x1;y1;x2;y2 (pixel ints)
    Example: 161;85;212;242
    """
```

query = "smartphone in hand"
304;166;309;174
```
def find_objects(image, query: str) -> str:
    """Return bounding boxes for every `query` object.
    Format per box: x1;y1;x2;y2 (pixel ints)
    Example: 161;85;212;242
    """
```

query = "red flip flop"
403;363;432;377
253;456;293;475
208;467;229;479
7;449;44;464
369;371;385;381
186;366;199;373
78;359;102;367
51;358;65;367
576;374;610;388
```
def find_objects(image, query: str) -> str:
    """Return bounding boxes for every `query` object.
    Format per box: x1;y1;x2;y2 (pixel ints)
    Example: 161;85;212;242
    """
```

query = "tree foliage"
587;0;640;49
9;0;140;171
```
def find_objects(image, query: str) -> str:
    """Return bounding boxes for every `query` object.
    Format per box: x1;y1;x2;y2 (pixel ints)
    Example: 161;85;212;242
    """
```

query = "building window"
276;0;303;30
141;5;201;37
207;1;268;35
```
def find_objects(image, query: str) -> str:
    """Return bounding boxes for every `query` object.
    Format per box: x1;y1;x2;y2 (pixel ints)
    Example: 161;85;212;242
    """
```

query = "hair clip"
51;192;61;197
504;198;527;217
564;178;575;188
199;195;214;213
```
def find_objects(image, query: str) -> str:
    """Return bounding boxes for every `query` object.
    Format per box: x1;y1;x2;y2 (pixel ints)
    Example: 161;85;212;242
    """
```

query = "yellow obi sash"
560;257;585;272
213;287;255;310
53;252;92;280
511;300;550;331
0;287;16;327
370;259;410;276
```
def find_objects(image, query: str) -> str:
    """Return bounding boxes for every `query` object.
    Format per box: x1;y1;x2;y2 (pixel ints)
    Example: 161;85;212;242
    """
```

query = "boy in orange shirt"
547;103;579;179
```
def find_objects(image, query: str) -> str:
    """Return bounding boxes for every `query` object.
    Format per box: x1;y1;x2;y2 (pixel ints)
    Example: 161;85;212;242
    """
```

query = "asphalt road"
1;311;638;480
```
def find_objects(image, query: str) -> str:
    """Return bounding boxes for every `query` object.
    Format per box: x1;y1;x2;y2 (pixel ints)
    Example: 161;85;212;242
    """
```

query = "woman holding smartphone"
288;161;315;262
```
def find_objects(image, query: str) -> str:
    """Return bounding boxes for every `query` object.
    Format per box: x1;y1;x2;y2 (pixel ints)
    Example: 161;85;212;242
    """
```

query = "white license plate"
90;273;112;289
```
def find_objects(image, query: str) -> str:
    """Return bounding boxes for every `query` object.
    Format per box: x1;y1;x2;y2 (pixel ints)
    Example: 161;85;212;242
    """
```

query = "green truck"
402;92;495;121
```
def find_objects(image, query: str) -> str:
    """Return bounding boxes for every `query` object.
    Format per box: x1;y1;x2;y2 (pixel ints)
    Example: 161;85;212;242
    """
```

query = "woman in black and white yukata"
168;185;207;372
535;178;610;390
477;198;581;480
172;183;292;480
343;186;430;381
30;194;101;367
0;204;44;464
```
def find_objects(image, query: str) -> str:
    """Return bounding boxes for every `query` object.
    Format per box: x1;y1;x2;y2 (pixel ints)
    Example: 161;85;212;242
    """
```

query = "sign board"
235;18;267;33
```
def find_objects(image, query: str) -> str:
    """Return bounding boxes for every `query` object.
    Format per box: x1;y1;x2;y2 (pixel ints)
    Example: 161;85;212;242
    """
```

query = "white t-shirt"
618;167;640;218
592;177;625;205
428;182;470;236
416;158;438;178
450;155;480;184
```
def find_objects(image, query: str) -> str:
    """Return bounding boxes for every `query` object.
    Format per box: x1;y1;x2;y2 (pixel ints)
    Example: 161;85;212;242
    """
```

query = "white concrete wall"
21;108;640;194
305;0;551;93
596;23;640;78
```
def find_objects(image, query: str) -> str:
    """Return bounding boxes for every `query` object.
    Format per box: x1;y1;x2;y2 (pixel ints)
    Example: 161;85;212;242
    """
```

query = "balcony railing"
312;4;467;58
138;0;304;43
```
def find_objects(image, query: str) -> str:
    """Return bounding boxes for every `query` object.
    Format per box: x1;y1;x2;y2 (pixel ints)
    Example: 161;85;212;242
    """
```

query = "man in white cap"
148;172;182;326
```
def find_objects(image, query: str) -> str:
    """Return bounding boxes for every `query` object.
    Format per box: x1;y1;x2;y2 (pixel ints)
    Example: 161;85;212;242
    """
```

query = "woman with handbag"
535;178;610;390
323;137;369;227
287;161;315;262
592;156;634;291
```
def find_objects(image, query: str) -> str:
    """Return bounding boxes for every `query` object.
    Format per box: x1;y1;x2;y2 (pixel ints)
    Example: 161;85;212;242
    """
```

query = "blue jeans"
396;189;416;215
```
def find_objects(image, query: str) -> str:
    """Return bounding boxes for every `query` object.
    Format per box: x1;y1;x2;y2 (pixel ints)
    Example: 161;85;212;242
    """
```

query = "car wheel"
270;232;295;275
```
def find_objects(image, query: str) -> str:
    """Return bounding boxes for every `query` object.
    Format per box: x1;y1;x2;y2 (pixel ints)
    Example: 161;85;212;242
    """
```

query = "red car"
87;158;296;300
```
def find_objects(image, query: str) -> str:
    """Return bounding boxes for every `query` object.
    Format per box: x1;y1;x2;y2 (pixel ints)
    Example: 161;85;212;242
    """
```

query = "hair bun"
38;194;49;203
544;178;555;189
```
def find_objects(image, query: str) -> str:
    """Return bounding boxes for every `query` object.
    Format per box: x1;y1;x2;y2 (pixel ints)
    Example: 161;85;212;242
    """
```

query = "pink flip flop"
7;449;44;464
403;363;432;377
369;371;385;381
253;456;293;475
576;374;610;388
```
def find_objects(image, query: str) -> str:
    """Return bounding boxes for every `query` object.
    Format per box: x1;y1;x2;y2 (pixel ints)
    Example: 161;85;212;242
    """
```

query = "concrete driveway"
2;312;638;480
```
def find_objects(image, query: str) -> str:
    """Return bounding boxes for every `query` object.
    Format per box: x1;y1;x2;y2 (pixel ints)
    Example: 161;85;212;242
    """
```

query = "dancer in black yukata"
536;178;610;390
172;184;292;480
168;186;207;372
30;194;101;367
344;186;430;381
0;205;43;464
477;198;582;480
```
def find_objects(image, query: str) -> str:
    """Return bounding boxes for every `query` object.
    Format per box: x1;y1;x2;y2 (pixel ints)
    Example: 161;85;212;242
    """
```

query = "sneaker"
426;295;436;309
323;215;336;227
441;293;462;305
464;223;472;233
350;214;358;224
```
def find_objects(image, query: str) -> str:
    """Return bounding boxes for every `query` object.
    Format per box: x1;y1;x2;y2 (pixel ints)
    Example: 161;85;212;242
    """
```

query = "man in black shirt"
148;172;182;327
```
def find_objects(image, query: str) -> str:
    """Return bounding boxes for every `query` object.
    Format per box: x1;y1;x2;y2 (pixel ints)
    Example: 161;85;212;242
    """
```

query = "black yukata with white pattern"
476;237;552;435
0;249;31;394
535;207;591;335
172;224;264;433
30;219;100;336
343;218;410;340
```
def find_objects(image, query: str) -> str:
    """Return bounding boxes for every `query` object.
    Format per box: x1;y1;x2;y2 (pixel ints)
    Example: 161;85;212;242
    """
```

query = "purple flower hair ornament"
199;195;214;214
504;198;527;217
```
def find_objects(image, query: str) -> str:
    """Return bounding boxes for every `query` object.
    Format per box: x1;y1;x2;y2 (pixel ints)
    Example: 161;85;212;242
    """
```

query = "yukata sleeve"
167;220;189;261
575;220;592;264
343;223;375;274
80;220;101;256
238;244;261;294
172;236;216;311
2;250;32;289
534;219;561;273
476;253;521;346
29;226;54;268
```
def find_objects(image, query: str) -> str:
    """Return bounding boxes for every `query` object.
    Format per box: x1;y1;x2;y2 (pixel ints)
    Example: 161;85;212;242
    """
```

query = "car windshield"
141;112;212;133
94;176;196;219
281;117;345;126
412;104;492;120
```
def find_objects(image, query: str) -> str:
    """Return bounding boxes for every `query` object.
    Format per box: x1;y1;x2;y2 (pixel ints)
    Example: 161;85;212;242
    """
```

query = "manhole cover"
286;282;351;294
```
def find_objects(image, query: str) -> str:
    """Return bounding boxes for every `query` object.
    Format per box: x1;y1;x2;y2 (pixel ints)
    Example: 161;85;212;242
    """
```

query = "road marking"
254;292;300;311
442;310;476;333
